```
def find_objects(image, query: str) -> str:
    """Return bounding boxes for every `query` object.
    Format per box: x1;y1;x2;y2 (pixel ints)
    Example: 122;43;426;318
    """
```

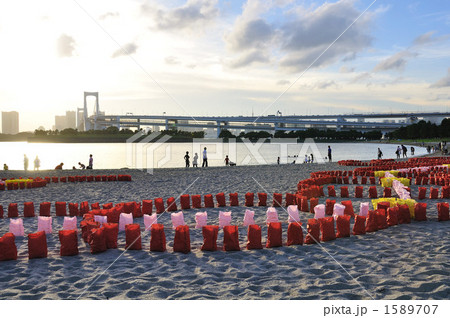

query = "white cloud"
56;34;76;58
99;11;119;20
224;0;278;68
373;50;417;72
277;79;290;85
340;66;355;73
279;0;374;71
430;68;450;88
227;50;270;69
226;18;274;52
413;31;436;46
350;72;371;84
315;80;337;89
225;0;375;71
111;43;138;58
165;56;180;65
147;0;218;31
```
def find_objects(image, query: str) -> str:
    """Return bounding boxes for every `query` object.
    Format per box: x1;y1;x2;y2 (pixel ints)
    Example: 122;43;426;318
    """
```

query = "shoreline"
1;162;449;300
2;150;443;177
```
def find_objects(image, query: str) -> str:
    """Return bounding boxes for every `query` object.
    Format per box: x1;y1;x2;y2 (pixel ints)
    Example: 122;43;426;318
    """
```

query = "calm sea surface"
0;141;427;170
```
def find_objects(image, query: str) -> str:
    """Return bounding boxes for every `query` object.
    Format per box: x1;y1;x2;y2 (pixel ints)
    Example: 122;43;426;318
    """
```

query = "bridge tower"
83;92;100;131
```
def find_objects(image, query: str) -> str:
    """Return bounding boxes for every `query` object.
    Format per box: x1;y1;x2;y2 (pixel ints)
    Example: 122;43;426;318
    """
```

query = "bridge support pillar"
216;121;221;138
274;123;279;135
83;91;99;131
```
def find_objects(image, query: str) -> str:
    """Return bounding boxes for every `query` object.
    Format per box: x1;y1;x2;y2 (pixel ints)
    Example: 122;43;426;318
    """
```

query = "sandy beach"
1;163;449;300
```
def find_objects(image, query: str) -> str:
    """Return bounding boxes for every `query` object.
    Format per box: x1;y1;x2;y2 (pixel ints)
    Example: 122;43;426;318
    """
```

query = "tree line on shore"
31;126;383;141
386;119;450;140
33;127;205;139
28;118;450;141
219;128;382;141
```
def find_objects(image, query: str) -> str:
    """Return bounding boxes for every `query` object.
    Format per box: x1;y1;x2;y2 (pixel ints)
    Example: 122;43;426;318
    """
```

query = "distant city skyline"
0;0;449;131
1;111;19;134
54;110;76;131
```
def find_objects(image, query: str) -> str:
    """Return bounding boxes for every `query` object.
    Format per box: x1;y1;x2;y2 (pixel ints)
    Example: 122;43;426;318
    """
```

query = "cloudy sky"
0;0;449;131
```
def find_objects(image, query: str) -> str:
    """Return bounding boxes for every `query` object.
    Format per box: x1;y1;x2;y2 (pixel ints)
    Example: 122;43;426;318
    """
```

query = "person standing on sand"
87;154;93;169
23;154;29;171
411;146;415;155
396;146;401;159
377;148;383;160
277;157;280;164
402;145;407;158
34;156;40;170
184;151;190;168
202;147;208;167
192;153;198;167
327;146;332;162
311;153;314;163
224;155;229;166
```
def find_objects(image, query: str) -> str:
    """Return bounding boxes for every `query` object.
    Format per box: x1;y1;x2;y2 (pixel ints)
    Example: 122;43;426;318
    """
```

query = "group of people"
22;155;41;171
54;154;94;170
184;147;236;168
57;154;94;170
425;142;448;154
275;146;332;164
74;155;94;170
395;145;412;159
437;141;448;155
304;154;315;163
9;154;94;171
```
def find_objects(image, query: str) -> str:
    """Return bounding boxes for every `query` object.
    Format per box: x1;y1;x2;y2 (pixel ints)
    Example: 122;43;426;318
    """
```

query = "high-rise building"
77;108;84;131
55;115;66;131
2;111;19;134
55;110;77;131
66;111;76;129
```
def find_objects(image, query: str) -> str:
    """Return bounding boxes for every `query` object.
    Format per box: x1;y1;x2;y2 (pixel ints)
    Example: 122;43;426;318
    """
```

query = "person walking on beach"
277;157;280;165
396;146;401;159
401;145;407;158
192;153;198;167
327;146;332;162
411;146;415;156
224;155;229;166
87;154;93;169
24;154;29;171
184;151;190;168
377;148;383;160
202;147;208;167
34;156;40;171
310;153;314;163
